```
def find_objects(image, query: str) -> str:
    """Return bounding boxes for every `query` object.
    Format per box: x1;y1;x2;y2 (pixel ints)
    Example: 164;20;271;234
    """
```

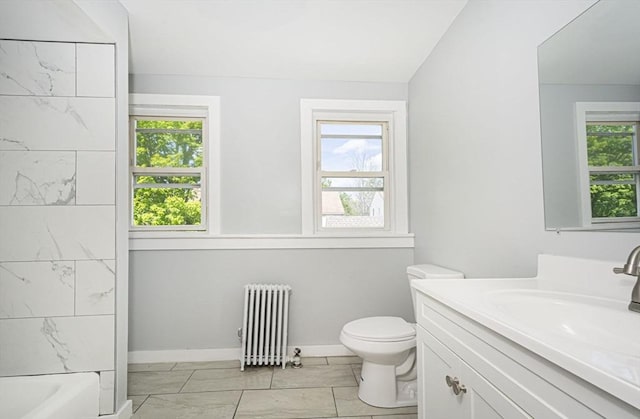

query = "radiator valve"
292;347;302;368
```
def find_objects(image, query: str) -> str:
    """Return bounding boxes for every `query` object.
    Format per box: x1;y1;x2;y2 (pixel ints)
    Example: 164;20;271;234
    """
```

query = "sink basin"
486;290;640;355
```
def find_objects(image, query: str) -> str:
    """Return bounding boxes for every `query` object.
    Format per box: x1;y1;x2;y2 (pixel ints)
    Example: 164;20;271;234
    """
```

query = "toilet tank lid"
407;264;464;279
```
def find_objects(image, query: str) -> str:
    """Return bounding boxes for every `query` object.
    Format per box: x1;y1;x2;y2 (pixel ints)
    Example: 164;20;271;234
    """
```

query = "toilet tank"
407;264;464;321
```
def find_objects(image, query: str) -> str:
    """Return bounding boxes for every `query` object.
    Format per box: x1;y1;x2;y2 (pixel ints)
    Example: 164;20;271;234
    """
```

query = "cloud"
332;139;379;155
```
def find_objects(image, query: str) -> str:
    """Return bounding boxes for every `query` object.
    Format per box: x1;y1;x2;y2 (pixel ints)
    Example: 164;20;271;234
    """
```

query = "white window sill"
548;221;640;232
129;232;415;250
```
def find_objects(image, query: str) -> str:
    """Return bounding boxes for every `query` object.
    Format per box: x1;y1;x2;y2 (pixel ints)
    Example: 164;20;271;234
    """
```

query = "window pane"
590;178;638;218
589;172;633;183
320;122;383;172
586;124;634;167
135;175;200;186
133;186;202;226
321;177;384;228
321;191;384;228
321;138;382;171
135;119;203;168
320;123;382;136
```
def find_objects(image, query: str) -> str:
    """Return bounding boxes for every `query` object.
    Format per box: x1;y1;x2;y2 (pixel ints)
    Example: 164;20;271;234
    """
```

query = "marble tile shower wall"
0;40;116;414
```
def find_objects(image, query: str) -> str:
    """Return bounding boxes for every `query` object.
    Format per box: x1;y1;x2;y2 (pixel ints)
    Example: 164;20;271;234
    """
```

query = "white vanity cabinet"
415;291;639;419
418;325;530;418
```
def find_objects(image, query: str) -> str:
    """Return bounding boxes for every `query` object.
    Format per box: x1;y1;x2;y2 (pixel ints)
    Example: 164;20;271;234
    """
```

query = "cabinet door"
417;325;532;419
418;325;465;418
461;359;532;419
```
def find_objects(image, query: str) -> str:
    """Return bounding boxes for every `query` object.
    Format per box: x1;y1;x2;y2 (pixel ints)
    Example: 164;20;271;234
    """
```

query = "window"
301;99;408;235
129;94;220;233
318;121;387;229
130;116;205;230
575;102;640;226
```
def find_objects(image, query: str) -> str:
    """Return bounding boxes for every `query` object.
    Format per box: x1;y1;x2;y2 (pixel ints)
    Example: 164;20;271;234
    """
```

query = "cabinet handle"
445;375;467;396
445;375;455;387
452;382;467;395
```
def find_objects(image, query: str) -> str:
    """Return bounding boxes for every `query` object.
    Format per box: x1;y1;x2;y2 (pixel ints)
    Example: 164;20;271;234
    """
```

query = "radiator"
240;284;292;371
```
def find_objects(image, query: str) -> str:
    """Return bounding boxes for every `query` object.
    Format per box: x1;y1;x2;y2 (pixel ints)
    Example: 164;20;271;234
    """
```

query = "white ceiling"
120;0;467;83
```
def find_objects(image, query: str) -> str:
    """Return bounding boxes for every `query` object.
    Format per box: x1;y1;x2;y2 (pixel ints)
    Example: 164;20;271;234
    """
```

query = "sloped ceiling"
121;0;467;83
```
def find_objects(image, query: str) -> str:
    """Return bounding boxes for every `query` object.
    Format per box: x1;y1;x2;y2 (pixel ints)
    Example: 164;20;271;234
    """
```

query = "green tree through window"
586;123;639;219
132;118;205;227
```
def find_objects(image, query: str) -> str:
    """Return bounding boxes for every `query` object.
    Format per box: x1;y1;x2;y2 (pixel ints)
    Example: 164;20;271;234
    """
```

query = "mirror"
538;0;640;231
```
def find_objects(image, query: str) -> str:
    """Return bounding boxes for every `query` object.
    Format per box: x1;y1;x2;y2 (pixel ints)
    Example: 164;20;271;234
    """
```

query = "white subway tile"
0;261;74;318
0;40;75;96
0;315;114;376
0;96;115;151
76;43;115;98
0;151;76;205
0;206;115;262
76;260;115;316
76;151;115;205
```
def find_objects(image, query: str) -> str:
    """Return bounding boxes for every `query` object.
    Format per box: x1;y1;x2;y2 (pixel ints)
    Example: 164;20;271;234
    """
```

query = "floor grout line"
131;394;149;414
232;390;244;419
330;386;339;418
177;369;196;393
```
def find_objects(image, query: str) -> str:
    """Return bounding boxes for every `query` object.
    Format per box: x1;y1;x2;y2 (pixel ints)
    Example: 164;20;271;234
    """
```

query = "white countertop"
412;254;640;410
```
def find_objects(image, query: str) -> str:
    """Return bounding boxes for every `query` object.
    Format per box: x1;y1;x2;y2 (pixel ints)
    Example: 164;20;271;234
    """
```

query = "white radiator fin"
241;284;291;371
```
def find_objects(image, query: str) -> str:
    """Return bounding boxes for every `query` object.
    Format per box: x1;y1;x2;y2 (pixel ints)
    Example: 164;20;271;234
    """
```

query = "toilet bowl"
339;264;463;408
340;316;418;407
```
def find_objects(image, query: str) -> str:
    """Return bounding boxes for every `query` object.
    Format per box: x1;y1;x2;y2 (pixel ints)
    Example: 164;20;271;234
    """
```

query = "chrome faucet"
614;245;640;313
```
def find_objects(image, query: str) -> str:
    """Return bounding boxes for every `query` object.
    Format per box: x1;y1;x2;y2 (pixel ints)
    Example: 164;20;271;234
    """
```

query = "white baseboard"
128;348;241;364
128;344;353;364
99;400;132;419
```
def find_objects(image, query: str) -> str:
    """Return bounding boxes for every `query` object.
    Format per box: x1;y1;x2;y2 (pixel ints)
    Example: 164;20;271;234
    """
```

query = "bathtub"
0;373;99;419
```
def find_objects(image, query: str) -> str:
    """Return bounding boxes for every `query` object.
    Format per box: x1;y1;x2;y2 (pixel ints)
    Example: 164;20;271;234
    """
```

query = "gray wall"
130;249;413;350
129;75;413;351
129;0;640;353
131;75;407;234
408;0;640;278
540;83;640;228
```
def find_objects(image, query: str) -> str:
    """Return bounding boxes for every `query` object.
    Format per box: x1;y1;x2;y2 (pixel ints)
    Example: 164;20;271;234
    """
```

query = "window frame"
129;94;221;235
129;115;207;231
300;99;408;235
316;119;389;231
575;101;640;228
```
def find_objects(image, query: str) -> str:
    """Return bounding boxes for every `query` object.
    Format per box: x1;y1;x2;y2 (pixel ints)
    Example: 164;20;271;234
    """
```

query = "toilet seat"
342;316;415;342
338;264;463;408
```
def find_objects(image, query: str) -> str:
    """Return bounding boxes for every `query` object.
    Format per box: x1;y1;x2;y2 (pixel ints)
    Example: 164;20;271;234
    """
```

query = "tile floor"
128;356;418;419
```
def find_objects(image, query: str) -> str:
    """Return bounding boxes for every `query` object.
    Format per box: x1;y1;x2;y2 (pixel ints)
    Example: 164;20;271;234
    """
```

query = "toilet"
339;264;464;408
